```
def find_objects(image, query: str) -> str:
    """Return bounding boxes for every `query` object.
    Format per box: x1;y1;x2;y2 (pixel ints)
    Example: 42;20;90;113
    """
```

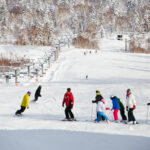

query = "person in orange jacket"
15;91;31;116
62;88;75;121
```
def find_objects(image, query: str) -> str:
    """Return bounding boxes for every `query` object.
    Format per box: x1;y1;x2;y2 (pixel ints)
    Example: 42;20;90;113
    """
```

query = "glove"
105;107;110;110
133;105;136;109
92;100;95;103
126;106;128;111
62;104;64;107
71;105;73;109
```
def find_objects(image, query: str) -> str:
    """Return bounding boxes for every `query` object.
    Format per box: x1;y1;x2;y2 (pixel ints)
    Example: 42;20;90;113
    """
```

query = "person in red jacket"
62;88;75;121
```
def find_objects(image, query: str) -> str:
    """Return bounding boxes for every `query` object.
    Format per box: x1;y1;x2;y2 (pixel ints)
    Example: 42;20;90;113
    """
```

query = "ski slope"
0;37;150;150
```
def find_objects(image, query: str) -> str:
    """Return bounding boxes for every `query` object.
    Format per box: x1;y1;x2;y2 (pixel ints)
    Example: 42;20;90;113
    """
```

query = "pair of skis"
62;118;77;121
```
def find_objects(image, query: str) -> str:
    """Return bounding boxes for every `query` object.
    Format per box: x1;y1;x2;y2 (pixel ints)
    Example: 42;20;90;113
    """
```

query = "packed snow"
0;37;150;150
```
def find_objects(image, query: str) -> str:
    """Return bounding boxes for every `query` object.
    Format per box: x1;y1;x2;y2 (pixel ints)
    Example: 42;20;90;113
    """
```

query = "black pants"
128;108;136;122
120;109;127;120
34;95;39;101
16;106;26;115
65;106;74;119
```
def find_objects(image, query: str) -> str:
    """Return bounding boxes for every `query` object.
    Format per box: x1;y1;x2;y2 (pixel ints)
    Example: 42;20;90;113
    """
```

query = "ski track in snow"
0;37;150;150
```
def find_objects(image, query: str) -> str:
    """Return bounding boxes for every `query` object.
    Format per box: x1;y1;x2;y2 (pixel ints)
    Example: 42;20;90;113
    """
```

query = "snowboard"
14;114;23;117
62;118;77;121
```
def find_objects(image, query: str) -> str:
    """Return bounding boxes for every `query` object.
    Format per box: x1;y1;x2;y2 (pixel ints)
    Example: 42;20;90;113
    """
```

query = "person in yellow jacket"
15;91;31;116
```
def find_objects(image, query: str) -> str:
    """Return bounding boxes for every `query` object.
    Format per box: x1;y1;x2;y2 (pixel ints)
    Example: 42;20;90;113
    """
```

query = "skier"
118;98;127;123
34;85;42;101
92;90;105;121
110;96;120;123
126;89;136;124
95;99;109;123
62;88;75;121
86;75;88;80
15;91;31;116
113;97;127;123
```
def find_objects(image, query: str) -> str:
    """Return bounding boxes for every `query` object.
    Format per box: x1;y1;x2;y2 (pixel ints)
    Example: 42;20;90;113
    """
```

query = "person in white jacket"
126;89;136;124
95;99;109;123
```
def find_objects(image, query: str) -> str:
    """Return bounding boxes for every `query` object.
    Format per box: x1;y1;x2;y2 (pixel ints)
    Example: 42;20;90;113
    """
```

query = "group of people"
15;86;137;124
92;89;136;124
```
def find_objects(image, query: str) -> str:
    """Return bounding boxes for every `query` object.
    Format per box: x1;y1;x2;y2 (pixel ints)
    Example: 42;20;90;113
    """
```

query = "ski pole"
108;110;113;121
146;103;150;123
91;103;94;121
146;105;148;123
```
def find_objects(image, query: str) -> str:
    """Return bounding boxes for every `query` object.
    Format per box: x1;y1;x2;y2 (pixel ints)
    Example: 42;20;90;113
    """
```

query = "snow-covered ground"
0;37;150;150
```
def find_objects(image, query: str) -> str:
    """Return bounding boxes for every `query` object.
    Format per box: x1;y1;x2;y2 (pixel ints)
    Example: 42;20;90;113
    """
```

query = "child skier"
92;90;105;121
15;91;31;116
118;98;127;123
94;99;109;123
110;96;120;123
126;89;136;124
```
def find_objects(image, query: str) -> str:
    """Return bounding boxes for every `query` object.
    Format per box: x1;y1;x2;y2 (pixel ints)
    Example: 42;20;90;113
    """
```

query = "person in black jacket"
118;97;127;122
92;90;105;121
92;90;103;103
34;85;42;101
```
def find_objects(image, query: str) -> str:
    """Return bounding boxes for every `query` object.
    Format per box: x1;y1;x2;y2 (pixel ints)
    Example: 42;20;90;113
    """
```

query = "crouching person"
95;99;109;123
15;91;31;116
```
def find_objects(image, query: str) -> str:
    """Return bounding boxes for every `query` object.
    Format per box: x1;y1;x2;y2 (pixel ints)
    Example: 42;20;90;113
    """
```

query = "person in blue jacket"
110;96;120;123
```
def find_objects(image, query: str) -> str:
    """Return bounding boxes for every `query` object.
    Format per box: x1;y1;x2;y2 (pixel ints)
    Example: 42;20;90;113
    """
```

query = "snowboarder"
126;89;136;124
15;91;31;116
62;88;75;121
118;98;127;123
92;90;105;121
34;85;42;101
94;99;109;123
110;96;120;123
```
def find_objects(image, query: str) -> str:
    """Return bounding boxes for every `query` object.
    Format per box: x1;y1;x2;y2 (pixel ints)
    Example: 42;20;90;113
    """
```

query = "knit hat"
127;89;131;93
67;88;71;92
27;91;31;95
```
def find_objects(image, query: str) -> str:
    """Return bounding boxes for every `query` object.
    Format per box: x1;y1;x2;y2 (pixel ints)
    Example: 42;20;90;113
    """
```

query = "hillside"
0;0;149;51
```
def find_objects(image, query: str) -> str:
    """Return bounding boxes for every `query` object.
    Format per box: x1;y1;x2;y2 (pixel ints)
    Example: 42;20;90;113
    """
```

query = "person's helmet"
127;89;131;93
96;90;100;95
110;95;115;100
96;90;100;93
27;91;31;95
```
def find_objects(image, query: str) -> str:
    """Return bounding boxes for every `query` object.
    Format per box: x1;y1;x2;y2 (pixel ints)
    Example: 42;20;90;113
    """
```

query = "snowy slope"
0;37;150;150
